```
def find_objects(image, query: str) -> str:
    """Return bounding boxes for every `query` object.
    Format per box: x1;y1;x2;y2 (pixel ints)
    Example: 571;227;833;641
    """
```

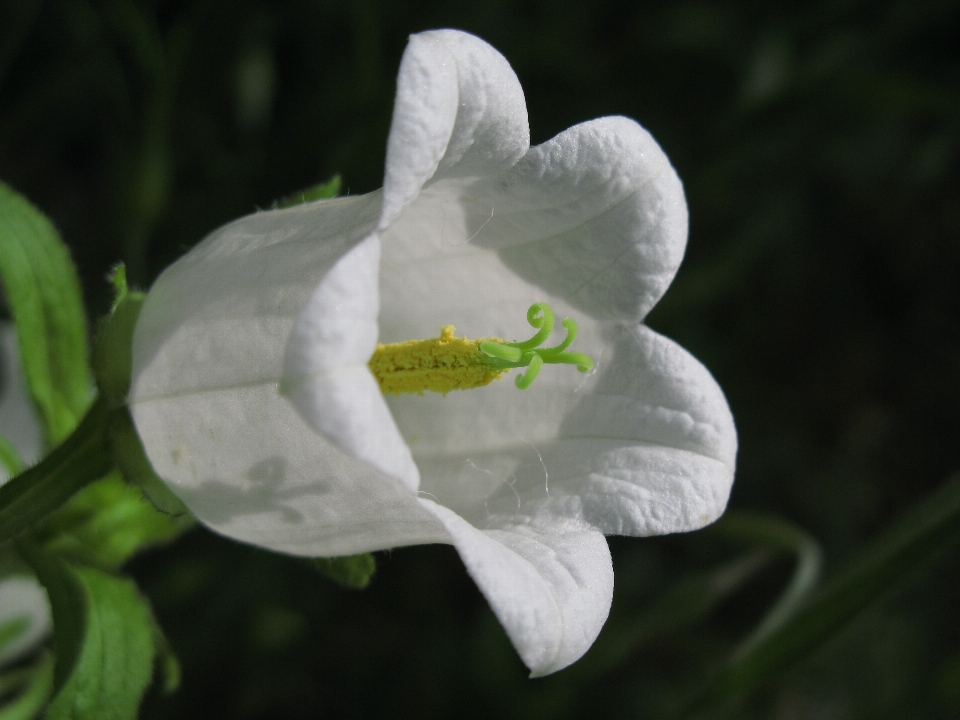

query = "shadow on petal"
173;456;332;526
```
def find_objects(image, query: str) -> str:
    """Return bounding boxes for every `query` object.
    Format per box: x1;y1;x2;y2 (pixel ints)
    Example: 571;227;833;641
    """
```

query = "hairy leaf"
0;181;92;446
18;542;157;720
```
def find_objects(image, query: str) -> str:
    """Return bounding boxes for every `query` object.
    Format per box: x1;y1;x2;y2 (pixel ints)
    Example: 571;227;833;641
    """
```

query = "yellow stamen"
369;325;509;396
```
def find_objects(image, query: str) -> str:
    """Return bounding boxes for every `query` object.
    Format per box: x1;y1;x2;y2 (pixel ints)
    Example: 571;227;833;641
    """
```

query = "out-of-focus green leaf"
0;399;113;544
0;181;92;446
682;473;960;717
34;471;192;570
0;435;24;477
151;621;181;695
0;651;54;720
311;553;376;590
0;616;29;652
277;175;341;208
710;512;823;656
569;551;771;682
17;542;157;720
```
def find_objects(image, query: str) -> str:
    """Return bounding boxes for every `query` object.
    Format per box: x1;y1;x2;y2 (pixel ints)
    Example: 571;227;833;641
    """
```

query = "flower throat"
368;302;593;396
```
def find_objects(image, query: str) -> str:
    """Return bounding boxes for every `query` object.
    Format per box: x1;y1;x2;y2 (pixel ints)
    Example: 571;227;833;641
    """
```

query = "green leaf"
0;399;114;544
277;175;341;208
0;181;92;446
569;551;771;682
150;620;181;695
311;553;376;590
0;652;54;720
34;471;192;570
14;543;84;697
17;542;157;720
0;616;30;655
0;435;24;477
682;473;960;717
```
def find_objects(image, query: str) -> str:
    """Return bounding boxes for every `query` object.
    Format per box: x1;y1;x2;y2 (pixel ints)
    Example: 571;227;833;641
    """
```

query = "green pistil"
478;302;594;390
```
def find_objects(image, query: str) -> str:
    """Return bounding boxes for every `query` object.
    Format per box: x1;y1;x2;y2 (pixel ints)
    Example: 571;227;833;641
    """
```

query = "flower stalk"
0;398;115;544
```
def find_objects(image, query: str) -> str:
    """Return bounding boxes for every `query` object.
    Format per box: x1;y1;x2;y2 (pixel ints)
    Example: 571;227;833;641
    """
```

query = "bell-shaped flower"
128;29;737;676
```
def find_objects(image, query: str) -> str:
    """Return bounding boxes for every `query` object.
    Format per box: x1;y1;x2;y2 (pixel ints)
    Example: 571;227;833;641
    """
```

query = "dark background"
2;1;959;717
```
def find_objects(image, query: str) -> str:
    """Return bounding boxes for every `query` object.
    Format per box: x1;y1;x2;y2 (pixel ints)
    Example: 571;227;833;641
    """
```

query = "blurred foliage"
1;0;959;718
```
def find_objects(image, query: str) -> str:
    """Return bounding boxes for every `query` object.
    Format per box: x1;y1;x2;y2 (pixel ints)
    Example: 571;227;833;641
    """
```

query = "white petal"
420;500;613;676
131;380;447;556
282;235;419;489
565;324;737;468
472;116;688;322
131;194;447;554
131;194;381;400
379;114;685;330
409;325;736;538
555;324;737;534
377;114;685;380
380;30;529;229
0;575;51;666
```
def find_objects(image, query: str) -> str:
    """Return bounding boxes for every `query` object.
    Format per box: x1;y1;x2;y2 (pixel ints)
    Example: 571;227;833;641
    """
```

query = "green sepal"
16;541;159;720
311;553;376;590
277;175;341;208
108;409;190;519
0;180;92;446
92;265;144;408
91;263;191;518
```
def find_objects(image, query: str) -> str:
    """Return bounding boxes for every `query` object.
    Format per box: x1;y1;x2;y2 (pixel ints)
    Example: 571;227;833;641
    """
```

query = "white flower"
128;29;737;676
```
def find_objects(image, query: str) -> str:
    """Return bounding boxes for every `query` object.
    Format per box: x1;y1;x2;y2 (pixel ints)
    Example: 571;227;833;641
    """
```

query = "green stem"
0;398;115;544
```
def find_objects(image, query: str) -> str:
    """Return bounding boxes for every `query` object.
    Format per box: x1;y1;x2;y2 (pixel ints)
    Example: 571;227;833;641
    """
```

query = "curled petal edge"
420;499;613;676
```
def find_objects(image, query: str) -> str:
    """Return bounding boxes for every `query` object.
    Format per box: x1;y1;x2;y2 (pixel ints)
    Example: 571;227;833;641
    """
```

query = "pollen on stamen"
369;325;509;396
